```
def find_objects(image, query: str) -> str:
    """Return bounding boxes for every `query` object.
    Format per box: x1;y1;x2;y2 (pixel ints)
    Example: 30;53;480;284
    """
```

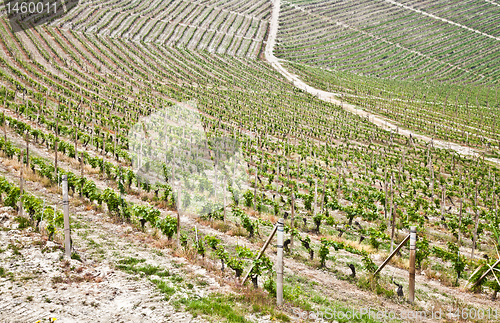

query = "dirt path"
264;0;500;166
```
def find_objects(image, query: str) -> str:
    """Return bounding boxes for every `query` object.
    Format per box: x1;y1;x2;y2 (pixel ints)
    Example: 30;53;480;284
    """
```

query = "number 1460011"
6;1;57;15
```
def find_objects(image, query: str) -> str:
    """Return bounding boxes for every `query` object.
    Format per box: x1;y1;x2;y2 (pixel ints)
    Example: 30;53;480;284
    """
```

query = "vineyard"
54;0;271;57
0;0;500;322
275;0;500;83
274;0;500;163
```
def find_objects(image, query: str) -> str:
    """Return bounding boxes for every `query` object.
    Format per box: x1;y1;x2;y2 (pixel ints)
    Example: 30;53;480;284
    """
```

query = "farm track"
265;0;500;167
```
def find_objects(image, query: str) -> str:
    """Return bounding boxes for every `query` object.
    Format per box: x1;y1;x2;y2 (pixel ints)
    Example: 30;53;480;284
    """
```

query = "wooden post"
55;109;58;182
314;178;317;215
177;186;181;248
114;129;117;160
384;168;388;219
321;177;326;213
458;195;463;246
102;133;106;156
290;192;295;249
54;139;58;181
80;155;84;197
276;218;284;306
19;151;24;217
374;234;410;275
62;175;71;259
25;138;29;170
390;203;397;253
3;116;6;142
472;182;479;259
74;128;78;161
254;167;257;211
223;176;227;223
409;226;416;303
472;258;500;288
441;184;446;218
242;221;279;284
214;157;218;199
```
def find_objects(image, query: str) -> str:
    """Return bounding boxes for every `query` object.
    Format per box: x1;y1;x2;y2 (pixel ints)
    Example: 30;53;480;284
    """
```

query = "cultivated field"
53;0;271;57
0;0;500;322
275;0;500;83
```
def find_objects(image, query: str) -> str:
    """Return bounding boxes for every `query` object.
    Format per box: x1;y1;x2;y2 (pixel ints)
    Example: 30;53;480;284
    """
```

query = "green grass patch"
14;216;31;229
116;258;170;277
177;294;249;323
0;266;13;279
118;257;146;266
150;278;176;300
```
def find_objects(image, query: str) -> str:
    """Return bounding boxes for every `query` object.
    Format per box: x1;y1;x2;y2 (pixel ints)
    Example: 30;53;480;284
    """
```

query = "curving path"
264;0;500;165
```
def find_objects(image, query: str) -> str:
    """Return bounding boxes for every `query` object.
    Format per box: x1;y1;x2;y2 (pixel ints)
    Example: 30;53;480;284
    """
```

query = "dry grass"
425;269;456;287
257;213;278;224
326;234;376;254
376;250;410;270
153;238;172;249
48;185;61;195
236;285;276;311
227;226;247;237
150;228;161;240
2;157;21;170
389;255;409;270
197;218;232;233
84;164;98;174
175;246;197;260
213;221;232;233
53;232;65;246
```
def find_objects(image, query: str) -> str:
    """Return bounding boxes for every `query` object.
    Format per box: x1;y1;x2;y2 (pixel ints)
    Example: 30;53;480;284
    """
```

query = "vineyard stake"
314;178;317;215
290;192;295;249
242;219;280;285
384;168;388;218
470;258;500;288
277;218;284;306
409;226;416;303
62;175;71;259
254;167;257;211
80;155;84;197
3;115;6;142
177;186;181;248
54;108;58;182
25;137;29;171
19;151;24;217
390;202;397;253
223;176;227;223
320;176;326;213
41;199;45;227
74;128;77;162
472;181;479;259
458;194;463;246
374;233;410;275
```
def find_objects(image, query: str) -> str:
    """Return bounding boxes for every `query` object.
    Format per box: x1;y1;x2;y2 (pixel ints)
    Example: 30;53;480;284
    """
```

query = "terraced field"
275;0;500;83
1;0;500;322
55;0;271;57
